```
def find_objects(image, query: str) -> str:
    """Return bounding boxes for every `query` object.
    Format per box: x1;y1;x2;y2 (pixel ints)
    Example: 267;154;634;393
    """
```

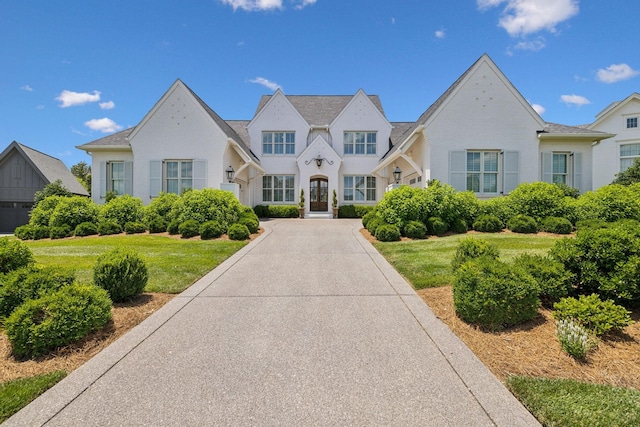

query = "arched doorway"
309;177;328;212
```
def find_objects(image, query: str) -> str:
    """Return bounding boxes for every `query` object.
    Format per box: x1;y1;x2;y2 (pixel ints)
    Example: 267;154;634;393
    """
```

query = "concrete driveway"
6;219;539;426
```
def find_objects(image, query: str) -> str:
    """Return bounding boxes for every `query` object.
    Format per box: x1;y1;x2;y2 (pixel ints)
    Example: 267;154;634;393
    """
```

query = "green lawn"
373;232;561;289
25;234;248;293
0;371;67;423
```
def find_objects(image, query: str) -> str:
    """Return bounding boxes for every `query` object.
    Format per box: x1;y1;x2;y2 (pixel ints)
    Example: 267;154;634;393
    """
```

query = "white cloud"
220;0;314;11
84;118;123;133
531;103;546;115
478;0;579;37
560;94;591;107
435;29;446;39
56;90;101;108
596;63;640;84
512;37;545;52
249;77;282;91
99;100;115;110
21;84;33;92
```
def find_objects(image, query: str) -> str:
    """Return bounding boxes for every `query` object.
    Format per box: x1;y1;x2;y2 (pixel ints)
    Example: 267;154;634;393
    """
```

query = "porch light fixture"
393;166;402;184
305;157;334;168
225;165;235;183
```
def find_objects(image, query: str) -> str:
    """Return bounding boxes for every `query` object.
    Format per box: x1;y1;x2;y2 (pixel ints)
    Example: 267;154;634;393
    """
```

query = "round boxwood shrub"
575;219;607;231
75;222;98;237
362;211;376;229
453;258;540;331
168;189;243;231
366;217;385;236
49;225;72;239
147;216;168;234
5;284;112;358
513;254;573;307
403;220;427;239
375;224;401;242
28;195;67;227
0;266;75;318
48;196;100;231
238;213;259;234
97;221;122;236
228;223;250;240
507;214;538;234
179;219;200;238
541;217;572;234
93;248;148;302
124;221;147;235
473;214;503;233
451;237;500;271
200;221;224;240
167;219;180;235
450;217;468;234
13;225;33;240
143;192;179;223
100;194;144;228
427;216;448;236
0;237;34;274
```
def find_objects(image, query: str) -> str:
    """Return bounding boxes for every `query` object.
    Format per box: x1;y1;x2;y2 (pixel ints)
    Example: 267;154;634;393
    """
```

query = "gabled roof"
0;141;89;196
589;92;640;129
254;94;386;126
77;127;133;150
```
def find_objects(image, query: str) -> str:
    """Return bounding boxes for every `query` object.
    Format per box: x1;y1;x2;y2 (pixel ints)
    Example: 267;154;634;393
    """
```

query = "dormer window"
627;117;638;129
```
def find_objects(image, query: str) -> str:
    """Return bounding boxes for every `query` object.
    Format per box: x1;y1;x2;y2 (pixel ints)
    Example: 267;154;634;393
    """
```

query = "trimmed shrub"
168;189;243;231
453;258;540;331
100;195;144;228
575;219;607;231
124;222;147;235
0;238;34;274
48;196;100;230
451;191;480;229
253;205;269;218
451;237;499;271
49;225;72;239
553;294;633;336
376;186;426;229
75;222;98;237
479;196;513;227
513;254;573;307
507;214;538;234
147;216;168;234
338;204;357;218
28;195;67;227
375;224;401;242
554;183;580;198
362;211;376;229
33;180;72;208
200;221;224;240
179;220;200;238
13;225;33;240
5;284;112;357
472;214;503;233
573;184;640;223
541;217;572;234
450;217;468;234
426;216;448;236
267;205;299;218
421;181;459;226
507;182;569;221
403;220;427;239
97;221;122;236
93;248;148;302
366;217;385;236
167;219;180;235
228;223;250;240
144;192;179;223
238;213;259;234
0;266;75;319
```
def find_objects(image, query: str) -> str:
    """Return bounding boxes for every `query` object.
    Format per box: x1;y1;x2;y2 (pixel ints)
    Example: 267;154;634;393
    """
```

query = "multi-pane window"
552;153;568;184
262;175;295;202
344;132;376;155
262;132;295;155
466;151;498;193
108;162;125;195
626;117;638;129
165;160;192;194
344;176;376;202
621;144;640;171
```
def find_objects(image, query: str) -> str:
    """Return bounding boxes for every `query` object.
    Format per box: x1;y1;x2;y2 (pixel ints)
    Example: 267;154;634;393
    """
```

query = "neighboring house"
0;141;89;232
77;54;616;215
588;93;640;188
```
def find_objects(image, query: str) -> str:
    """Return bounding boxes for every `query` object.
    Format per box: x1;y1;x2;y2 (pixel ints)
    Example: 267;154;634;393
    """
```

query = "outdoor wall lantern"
305;157;334;168
225;165;235;183
393;166;402;184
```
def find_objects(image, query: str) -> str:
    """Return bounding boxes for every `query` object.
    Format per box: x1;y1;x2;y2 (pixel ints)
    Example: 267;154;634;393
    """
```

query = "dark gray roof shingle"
540;123;613;136
77;128;133;148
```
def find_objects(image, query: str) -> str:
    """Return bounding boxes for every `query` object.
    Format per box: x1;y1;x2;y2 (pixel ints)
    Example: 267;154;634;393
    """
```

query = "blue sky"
2;0;638;167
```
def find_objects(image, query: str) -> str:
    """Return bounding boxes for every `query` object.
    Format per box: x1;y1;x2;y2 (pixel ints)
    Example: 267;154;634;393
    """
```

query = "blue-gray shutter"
100;161;107;199
124;161;133;195
541;152;553;183
449;150;466;191
193;159;207;190
503;151;519;194
573;152;583;193
150;161;162;198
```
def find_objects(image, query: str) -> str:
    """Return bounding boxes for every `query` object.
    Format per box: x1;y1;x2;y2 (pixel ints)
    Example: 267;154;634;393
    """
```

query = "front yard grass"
0;371;67;423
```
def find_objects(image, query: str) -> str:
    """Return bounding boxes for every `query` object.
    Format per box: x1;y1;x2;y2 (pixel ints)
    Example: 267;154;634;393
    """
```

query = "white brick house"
78;54;618;214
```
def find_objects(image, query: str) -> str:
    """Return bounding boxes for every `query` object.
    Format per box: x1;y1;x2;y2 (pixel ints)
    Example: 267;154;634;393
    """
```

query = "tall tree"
71;161;92;194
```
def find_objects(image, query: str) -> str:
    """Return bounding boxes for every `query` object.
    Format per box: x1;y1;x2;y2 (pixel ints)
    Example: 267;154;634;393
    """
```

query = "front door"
310;178;328;212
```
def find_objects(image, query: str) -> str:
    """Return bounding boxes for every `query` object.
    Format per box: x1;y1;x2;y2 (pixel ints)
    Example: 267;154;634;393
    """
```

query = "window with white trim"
344;132;376;155
344;176;376;202
621;143;640;171
552;153;568;184
626;117;638;129
466;151;499;193
262;132;295;155
262;175;295;202
108;161;125;195
165;160;192;194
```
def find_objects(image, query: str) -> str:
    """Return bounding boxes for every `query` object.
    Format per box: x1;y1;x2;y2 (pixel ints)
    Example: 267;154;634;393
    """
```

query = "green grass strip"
507;376;640;427
0;371;67;423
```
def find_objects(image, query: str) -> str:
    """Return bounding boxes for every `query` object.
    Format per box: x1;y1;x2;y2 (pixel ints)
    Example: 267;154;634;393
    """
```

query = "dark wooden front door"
309;178;328;212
